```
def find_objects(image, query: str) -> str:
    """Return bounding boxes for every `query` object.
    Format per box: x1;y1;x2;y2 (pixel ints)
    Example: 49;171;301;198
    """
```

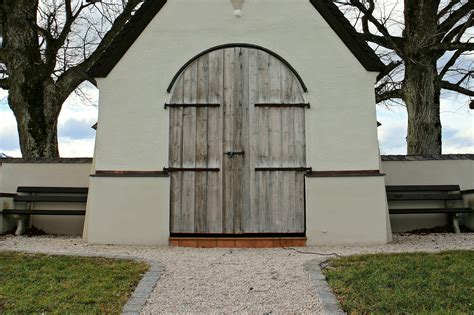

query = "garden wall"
382;155;474;232
1;155;473;236
0;159;92;235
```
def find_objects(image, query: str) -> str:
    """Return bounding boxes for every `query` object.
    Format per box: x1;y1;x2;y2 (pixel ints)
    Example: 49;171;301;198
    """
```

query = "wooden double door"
168;47;307;234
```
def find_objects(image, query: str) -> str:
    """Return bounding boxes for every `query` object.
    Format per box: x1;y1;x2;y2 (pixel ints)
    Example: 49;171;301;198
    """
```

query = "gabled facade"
84;0;392;245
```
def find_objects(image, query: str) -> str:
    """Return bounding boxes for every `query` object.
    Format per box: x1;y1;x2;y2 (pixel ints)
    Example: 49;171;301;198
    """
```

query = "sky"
0;85;472;157
0;0;472;157
0;86;98;157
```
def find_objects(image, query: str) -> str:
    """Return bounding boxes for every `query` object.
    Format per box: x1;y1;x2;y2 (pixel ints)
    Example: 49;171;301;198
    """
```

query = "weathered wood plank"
281;68;296;166
232;47;248;234
256;51;270;168
292;80;306;233
280;68;295;232
239;47;251;233
223;48;235;233
294;172;305;232
169;78;184;169
289;71;305;232
268;58;282;167
169;76;184;232
170;72;184;104
268;56;283;232
194;55;209;232
256;50;270;232
181;63;197;232
294;107;306;167
246;48;260;232
207;50;224;233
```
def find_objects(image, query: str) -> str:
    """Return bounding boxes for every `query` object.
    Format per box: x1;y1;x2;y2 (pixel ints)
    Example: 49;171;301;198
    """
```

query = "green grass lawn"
0;251;148;314
323;250;474;314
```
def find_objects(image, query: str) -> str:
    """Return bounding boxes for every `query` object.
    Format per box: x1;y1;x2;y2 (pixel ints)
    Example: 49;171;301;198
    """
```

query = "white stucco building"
79;0;394;246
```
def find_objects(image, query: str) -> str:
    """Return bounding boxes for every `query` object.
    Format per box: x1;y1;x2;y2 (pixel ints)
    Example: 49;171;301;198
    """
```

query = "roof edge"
89;0;168;78
381;154;474;161
89;0;384;78
309;0;385;72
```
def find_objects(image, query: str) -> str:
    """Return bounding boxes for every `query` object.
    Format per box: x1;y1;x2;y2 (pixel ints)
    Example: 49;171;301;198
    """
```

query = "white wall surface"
86;177;169;245
0;162;92;235
383;159;474;232
94;0;381;172
306;176;392;245
0;197;15;233
383;160;474;188
89;0;387;244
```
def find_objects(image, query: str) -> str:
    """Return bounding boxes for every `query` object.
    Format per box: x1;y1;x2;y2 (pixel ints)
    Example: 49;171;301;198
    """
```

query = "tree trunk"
403;57;442;155
10;92;60;158
403;0;442;155
4;0;61;158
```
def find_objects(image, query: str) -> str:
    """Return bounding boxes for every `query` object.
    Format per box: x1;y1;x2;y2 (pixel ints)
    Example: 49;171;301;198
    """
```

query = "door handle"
224;151;245;158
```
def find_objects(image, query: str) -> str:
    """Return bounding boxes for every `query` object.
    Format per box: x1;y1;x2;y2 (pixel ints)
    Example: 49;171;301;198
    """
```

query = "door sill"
169;236;307;248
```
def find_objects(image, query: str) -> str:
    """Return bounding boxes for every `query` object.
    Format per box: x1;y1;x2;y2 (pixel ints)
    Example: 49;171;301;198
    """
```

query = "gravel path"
1;233;473;314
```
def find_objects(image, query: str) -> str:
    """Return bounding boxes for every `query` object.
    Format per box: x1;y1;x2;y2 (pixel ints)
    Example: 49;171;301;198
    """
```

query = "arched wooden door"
168;46;307;234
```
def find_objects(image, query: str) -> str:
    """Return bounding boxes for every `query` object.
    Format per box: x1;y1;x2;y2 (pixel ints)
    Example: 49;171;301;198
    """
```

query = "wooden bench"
386;185;472;233
0;186;88;235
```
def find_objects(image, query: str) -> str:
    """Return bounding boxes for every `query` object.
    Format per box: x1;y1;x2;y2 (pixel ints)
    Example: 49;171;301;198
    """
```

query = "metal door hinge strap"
164;103;221;108
254;103;310;108
164;167;220;172
255;167;312;171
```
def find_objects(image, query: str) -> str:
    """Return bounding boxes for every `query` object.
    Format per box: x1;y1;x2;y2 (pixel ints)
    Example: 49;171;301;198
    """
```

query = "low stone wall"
0;158;93;235
382;155;474;232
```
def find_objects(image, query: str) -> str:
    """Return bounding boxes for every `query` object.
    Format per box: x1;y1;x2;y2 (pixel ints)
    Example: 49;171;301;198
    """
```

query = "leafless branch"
438;0;463;19
55;0;142;106
439;49;464;79
436;42;474;51
377;60;403;82
376;88;403;103
441;12;473;43
438;2;474;35
347;0;404;54
441;80;474;96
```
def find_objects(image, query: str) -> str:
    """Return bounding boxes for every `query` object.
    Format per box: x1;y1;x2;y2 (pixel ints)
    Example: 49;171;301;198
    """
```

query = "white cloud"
0;85;98;157
0;110;21;156
58;138;95;157
376;97;473;154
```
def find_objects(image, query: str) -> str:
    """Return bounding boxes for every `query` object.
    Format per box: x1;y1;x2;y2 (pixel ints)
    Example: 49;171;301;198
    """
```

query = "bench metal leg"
451;214;461;234
14;200;32;236
14;215;29;236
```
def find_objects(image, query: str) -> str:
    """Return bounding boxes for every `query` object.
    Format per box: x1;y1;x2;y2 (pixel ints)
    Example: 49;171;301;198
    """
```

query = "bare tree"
337;0;473;154
0;0;142;158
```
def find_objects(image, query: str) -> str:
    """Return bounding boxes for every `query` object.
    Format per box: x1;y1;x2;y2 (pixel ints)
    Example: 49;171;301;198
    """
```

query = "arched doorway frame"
167;43;308;93
166;43;309;235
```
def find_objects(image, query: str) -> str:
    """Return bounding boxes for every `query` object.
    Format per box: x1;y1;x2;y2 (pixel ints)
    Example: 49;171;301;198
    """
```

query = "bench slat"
1;209;86;215
389;208;471;214
387;193;462;201
14;195;87;203
0;193;17;197
386;185;460;192
17;187;88;194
